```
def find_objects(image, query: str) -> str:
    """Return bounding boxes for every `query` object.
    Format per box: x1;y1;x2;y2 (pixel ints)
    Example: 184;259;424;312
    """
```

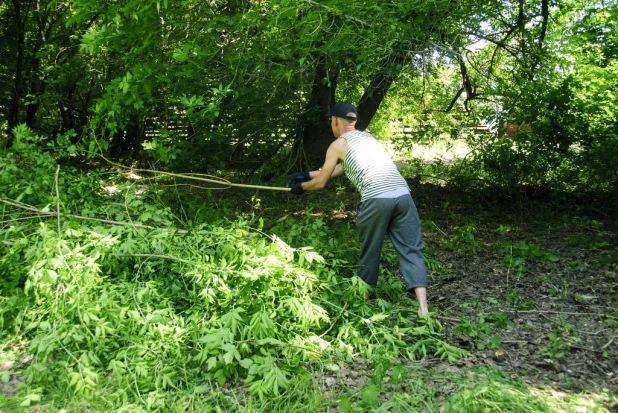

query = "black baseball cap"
331;102;358;121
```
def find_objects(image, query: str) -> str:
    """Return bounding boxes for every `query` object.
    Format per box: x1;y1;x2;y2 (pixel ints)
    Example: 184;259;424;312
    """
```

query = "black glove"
287;171;311;186
290;182;305;195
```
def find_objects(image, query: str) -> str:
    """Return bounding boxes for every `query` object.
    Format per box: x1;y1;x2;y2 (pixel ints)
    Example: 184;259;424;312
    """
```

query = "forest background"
1;0;617;411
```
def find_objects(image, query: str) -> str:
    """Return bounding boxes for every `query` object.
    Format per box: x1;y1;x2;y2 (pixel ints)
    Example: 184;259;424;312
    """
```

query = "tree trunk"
356;51;407;132
297;57;338;168
24;1;53;128
110;115;146;163
7;0;29;143
296;51;408;167
58;83;77;133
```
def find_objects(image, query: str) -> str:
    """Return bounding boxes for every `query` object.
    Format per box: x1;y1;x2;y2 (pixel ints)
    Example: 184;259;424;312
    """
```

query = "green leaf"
544;254;560;262
361;384;380;404
338;396;352;413
206;357;217;371
369;313;388;322
391;364;404;385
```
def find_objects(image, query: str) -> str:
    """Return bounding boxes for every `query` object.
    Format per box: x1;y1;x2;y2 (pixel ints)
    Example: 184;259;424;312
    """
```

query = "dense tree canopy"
1;0;617;191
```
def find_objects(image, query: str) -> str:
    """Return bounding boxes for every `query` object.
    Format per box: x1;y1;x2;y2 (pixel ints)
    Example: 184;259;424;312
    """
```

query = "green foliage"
2;0;617;195
446;373;559;412
542;320;577;361
488;311;514;330
444;366;618;413
565;218;613;252
0;137;464;410
454;317;495;350
494;240;559;275
443;224;481;256
454;309;514;351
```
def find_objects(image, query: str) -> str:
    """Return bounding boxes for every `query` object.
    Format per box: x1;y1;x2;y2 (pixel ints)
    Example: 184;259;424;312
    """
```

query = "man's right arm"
308;163;343;179
302;138;346;191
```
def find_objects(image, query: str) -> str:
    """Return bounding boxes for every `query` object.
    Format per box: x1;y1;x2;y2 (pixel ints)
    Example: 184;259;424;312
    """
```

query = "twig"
124;182;148;242
155;183;227;191
55;165;61;238
601;338;614;350
124;183;137;231
113;253;195;265
503;309;600;315
570;345;605;354
263;214;290;231
431;221;447;236
0;215;49;225
0;198;187;234
436;315;460;323
305;0;369;26
319;302;348;338
314;296;364;321
589;360;610;374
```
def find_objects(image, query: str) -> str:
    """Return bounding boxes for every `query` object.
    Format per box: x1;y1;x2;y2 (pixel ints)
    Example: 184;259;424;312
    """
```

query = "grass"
2;330;616;412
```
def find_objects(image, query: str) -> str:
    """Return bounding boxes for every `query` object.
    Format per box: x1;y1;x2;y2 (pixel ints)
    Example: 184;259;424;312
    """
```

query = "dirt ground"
271;180;618;399
414;184;617;396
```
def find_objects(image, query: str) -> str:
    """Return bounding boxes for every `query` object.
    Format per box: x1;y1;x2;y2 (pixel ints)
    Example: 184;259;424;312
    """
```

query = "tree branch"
0;198;188;234
538;0;549;46
444;86;464;113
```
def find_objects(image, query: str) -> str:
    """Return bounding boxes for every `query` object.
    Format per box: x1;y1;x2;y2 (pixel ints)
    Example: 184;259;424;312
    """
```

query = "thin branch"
503;309;602;315
0;215;46;225
314;296;364;321
263;214;290;231
97;154;291;192
437;315;461;323
113;253;195;265
601;338;613;350
538;0;549;46
0;198;188;234
55;164;61;238
464;31;520;60
319;301;348;338
430;221;448;236
305;0;368;27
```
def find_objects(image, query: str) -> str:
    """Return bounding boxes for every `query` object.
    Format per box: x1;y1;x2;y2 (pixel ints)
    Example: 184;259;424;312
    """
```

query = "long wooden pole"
98;154;291;192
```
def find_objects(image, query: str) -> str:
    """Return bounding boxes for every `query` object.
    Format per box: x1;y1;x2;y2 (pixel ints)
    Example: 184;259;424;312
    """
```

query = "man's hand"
290;182;305;195
287;171;311;186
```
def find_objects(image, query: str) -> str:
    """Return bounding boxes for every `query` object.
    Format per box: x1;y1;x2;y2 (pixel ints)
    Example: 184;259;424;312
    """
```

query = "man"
288;101;429;316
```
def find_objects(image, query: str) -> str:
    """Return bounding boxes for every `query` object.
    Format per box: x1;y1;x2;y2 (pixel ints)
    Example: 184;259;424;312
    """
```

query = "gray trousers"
356;194;428;290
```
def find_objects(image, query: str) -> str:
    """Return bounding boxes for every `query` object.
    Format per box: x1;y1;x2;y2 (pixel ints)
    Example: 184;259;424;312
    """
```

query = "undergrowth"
2;127;615;412
0;128;464;411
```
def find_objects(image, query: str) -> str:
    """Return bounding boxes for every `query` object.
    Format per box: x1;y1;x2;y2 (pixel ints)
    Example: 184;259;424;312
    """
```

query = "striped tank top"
341;130;409;201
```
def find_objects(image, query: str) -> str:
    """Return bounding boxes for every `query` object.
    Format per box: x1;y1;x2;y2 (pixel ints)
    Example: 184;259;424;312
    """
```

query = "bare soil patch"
414;184;617;396
269;181;618;397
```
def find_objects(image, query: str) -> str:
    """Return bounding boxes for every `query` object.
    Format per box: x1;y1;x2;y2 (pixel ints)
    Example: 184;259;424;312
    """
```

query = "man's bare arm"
308;163;343;179
302;139;346;191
